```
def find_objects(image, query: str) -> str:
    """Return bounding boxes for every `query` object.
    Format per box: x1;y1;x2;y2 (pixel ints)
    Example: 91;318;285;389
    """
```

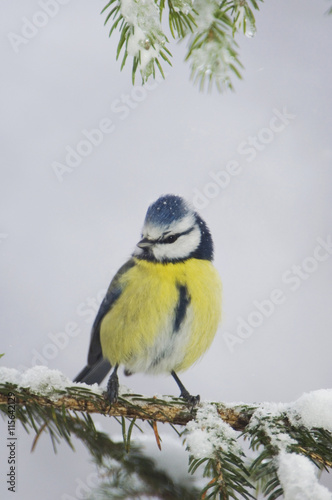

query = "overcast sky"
1;1;332;498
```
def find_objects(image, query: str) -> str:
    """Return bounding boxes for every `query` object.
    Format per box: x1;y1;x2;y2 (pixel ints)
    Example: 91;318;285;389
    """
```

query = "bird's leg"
106;364;119;403
171;371;200;406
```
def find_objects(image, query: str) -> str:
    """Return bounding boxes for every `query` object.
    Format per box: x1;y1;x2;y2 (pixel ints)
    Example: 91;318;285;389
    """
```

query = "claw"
180;389;200;410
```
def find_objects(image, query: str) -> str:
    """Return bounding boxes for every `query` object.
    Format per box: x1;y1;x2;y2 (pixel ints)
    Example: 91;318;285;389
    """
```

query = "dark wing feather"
74;258;136;384
73;358;111;384
87;286;122;365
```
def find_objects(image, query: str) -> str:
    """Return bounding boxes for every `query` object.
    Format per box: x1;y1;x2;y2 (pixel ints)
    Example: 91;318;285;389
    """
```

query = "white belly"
124;306;194;374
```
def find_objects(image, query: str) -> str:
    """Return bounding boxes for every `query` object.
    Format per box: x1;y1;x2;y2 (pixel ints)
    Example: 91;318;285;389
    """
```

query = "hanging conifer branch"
101;0;263;91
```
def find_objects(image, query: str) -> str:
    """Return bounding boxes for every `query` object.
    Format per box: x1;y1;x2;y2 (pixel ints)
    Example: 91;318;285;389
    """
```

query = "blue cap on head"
137;194;214;262
144;195;190;227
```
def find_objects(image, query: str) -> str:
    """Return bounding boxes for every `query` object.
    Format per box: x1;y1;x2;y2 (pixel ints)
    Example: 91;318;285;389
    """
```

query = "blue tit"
74;194;222;404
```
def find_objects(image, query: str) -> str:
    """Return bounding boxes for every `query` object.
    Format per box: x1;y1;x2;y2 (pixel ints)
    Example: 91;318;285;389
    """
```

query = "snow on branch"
101;0;263;91
0;366;249;428
0;366;331;499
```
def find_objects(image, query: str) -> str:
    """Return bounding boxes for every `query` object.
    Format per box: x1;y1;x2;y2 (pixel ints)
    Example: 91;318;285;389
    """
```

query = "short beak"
137;237;154;249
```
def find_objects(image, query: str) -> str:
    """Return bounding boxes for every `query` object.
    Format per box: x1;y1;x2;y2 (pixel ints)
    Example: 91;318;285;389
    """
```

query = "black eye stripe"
159;227;194;244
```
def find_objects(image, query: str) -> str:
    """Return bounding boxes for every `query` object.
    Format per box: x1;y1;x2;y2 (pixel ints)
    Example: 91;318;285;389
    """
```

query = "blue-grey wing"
87;258;136;365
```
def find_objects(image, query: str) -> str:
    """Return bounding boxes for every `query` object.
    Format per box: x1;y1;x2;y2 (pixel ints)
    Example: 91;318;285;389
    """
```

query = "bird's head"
133;194;214;263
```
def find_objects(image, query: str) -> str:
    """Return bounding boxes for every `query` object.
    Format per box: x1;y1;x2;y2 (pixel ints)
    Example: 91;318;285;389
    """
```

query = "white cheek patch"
152;225;201;260
137;213;201;261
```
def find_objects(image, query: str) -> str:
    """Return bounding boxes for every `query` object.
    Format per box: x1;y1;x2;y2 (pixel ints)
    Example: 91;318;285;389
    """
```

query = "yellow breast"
100;258;222;373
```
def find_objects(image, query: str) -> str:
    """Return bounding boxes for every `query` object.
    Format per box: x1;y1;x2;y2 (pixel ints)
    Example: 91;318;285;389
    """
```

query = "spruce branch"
0;369;331;500
0;382;251;429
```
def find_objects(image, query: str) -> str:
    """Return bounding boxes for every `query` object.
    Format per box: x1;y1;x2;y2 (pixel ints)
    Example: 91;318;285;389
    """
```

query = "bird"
74;194;222;404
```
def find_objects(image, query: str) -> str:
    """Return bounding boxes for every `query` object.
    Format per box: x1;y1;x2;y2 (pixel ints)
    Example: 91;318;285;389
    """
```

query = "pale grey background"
0;1;331;498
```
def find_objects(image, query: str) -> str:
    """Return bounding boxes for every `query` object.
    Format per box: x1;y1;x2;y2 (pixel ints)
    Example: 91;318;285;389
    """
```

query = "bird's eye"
163;234;178;244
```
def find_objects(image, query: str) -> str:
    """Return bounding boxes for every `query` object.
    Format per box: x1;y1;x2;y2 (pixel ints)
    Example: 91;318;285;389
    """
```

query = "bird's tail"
74;358;111;385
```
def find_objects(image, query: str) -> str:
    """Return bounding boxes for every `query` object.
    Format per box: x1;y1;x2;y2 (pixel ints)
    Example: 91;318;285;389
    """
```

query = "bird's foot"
180;389;200;408
171;370;200;409
106;370;119;404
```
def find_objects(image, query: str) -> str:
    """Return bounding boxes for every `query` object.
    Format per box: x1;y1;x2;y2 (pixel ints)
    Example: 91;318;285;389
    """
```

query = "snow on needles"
0;365;102;400
192;0;217;31
248;388;332;445
248;401;297;450
120;0;165;71
185;402;240;459
289;389;332;432
185;391;332;496
248;390;332;499
278;451;332;500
